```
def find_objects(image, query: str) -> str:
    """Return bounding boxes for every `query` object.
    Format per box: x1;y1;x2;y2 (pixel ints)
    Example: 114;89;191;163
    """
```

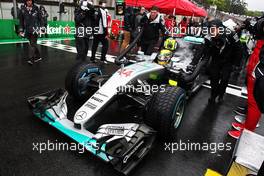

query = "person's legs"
141;43;148;54
229;64;262;139
83;38;89;61
26;34;34;64
218;66;232;99
100;35;109;61
91;35;100;61
137;40;142;52
44;24;48;38
209;66;220;102
27;34;40;64
75;37;87;61
245;76;262;131
32;35;40;59
145;42;155;55
28;34;34;60
15;24;19;35
120;30;131;52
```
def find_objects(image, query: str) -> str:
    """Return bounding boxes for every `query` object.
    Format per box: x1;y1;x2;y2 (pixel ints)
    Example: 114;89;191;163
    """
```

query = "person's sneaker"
232;122;244;131
208;97;216;104
234;109;246;116
217;96;224;103
126;53;136;57
90;57;96;63
237;106;246;111
27;60;34;65
235;115;260;127
101;60;108;64
34;57;42;63
228;130;242;139
90;60;97;63
235;115;246;123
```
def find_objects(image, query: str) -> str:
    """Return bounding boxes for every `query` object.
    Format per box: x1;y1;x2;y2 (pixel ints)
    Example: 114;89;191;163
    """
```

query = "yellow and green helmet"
164;38;178;51
158;49;172;65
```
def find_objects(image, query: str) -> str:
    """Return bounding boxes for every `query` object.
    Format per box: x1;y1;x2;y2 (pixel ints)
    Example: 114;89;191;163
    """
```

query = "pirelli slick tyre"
65;63;102;100
145;86;186;140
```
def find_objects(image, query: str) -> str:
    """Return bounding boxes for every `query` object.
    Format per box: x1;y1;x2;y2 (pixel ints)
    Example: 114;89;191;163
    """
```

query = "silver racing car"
28;34;206;174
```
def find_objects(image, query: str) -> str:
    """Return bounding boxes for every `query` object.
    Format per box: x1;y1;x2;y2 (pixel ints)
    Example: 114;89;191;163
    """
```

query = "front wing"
27;89;156;175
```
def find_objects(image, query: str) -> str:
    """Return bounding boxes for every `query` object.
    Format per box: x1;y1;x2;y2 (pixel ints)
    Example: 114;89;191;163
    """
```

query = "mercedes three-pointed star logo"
75;111;87;120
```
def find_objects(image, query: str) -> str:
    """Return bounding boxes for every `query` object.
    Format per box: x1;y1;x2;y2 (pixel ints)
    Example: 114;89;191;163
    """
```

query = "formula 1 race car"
28;33;206;175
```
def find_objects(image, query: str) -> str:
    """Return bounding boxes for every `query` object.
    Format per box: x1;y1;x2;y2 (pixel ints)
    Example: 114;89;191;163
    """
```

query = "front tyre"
65;63;102;100
144;86;186;141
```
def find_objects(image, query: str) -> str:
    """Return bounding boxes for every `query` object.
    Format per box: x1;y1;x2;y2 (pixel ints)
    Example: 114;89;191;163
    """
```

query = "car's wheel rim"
78;72;98;96
173;98;185;129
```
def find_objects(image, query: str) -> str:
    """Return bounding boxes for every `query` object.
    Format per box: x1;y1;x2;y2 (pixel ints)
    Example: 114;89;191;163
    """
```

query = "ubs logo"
75;111;87;120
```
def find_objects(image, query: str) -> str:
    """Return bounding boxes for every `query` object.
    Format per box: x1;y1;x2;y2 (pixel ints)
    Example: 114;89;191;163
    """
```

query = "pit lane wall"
0;19;75;40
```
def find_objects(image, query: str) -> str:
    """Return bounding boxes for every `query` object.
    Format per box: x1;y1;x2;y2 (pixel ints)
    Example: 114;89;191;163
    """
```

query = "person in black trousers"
120;7;135;52
11;3;21;35
189;19;242;103
19;0;43;65
40;5;49;38
74;0;94;61
91;1;109;63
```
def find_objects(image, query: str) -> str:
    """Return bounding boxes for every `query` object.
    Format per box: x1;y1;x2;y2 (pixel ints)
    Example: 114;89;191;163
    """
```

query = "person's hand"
187;65;196;73
87;0;93;7
40;27;46;36
81;1;89;11
19;32;25;37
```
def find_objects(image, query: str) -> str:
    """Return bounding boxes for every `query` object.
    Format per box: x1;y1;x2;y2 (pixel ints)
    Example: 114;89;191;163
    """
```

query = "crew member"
120;7;135;52
189;19;242;103
179;17;188;34
11;3;21;19
134;6;146;30
165;15;176;36
74;0;94;61
133;6;146;49
19;0;43;65
40;5;49;38
140;6;166;55
254;47;264;113
228;16;264;139
91;1;109;63
11;3;21;35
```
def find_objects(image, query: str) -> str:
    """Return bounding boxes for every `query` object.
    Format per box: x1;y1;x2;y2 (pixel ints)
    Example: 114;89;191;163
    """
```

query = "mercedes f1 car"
28;32;206;174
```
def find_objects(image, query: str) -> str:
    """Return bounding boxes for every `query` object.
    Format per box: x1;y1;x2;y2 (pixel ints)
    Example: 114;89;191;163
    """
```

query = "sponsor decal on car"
105;126;125;135
118;69;134;77
85;102;97;110
95;92;109;98
91;96;103;103
75;111;87;120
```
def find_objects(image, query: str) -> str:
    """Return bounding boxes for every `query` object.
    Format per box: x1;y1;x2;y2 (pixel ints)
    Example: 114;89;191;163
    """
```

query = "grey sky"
244;0;264;11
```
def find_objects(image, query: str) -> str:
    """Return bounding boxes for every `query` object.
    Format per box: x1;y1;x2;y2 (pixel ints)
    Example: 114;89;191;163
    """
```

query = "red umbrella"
126;0;207;17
